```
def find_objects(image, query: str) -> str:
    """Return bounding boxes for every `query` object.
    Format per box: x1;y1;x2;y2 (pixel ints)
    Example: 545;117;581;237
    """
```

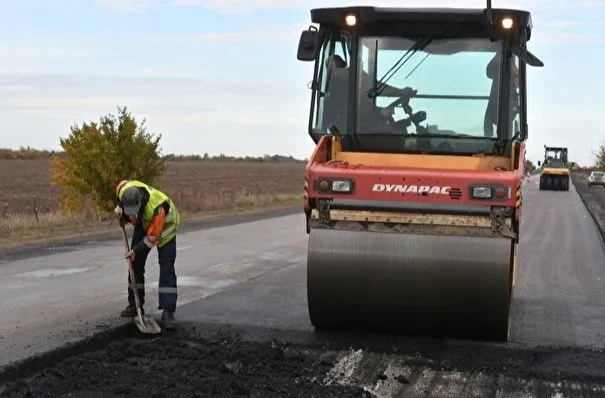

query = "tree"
523;159;535;174
50;106;165;214
593;142;605;171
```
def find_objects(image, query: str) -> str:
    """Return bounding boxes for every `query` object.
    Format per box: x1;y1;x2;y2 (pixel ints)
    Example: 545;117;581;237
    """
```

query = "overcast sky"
1;0;603;165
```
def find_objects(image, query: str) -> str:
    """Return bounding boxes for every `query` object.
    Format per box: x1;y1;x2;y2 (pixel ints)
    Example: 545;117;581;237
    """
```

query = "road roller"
538;146;570;191
296;2;544;341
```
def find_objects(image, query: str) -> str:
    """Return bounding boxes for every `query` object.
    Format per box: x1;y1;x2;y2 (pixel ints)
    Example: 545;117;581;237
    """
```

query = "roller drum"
307;228;514;341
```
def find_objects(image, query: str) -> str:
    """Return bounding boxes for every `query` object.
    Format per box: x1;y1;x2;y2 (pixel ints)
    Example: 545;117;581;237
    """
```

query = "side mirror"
297;27;320;61
511;45;544;67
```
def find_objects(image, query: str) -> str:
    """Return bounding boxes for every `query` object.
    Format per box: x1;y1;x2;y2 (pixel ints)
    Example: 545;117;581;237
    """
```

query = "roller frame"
296;2;540;343
306;201;518;341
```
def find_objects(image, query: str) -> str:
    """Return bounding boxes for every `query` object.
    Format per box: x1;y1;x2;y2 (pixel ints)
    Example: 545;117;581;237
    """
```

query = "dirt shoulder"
571;171;605;242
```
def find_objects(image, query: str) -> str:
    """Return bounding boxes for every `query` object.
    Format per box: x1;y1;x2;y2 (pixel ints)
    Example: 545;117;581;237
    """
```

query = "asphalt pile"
3;328;605;398
0;335;369;397
0;333;370;398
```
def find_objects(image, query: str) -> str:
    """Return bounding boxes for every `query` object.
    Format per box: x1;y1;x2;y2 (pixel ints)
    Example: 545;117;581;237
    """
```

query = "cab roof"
310;6;532;28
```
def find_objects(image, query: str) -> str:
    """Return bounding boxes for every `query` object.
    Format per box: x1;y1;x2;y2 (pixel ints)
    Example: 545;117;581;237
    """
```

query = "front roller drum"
307;228;515;341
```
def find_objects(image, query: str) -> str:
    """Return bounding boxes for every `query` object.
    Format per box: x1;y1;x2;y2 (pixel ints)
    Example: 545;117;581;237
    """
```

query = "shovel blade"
133;314;162;335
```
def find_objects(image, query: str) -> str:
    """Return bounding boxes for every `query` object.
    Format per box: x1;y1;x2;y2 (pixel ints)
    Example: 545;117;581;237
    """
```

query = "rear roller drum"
307;228;515;341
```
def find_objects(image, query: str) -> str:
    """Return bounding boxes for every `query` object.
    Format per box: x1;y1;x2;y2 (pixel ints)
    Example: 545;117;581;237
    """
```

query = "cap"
121;186;142;216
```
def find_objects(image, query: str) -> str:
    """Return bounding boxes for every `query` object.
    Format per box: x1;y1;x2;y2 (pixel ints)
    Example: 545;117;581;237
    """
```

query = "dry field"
0;159;305;246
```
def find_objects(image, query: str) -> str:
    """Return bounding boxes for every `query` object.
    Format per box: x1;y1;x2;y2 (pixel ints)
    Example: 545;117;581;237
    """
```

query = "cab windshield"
355;36;519;155
544;150;568;168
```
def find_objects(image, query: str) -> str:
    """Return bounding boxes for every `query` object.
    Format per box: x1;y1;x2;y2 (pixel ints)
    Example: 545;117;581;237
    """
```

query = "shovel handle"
120;226;161;334
120;226;146;320
121;225;131;253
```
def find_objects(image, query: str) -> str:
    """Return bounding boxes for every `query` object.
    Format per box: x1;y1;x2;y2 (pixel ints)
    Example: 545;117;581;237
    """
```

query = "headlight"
472;186;492;199
331;180;352;192
501;17;513;29
344;14;357;26
469;184;510;200
316;178;354;194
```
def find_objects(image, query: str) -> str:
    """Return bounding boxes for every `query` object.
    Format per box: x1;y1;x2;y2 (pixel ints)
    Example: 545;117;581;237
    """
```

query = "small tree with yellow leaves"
50;106;165;214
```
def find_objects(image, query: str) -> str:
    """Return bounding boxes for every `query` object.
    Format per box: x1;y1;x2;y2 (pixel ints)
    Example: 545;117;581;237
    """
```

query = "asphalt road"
2;175;605;396
0;213;306;369
511;176;605;348
572;171;605;237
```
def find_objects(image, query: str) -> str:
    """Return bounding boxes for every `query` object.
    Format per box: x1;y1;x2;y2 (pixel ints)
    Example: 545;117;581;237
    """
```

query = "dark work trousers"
127;224;178;313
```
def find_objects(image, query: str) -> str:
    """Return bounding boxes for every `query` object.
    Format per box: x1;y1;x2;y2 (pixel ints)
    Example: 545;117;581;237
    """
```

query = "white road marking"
8;268;92;279
144;276;238;291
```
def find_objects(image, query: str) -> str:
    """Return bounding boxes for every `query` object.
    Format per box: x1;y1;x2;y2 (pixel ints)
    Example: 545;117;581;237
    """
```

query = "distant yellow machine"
538;146;569;191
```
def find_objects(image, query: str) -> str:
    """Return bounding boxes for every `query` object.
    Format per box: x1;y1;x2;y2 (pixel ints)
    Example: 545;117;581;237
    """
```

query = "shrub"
50;106;165;214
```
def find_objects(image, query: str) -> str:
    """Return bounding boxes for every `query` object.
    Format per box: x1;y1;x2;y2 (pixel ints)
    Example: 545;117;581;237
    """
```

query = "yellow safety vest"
117;180;180;247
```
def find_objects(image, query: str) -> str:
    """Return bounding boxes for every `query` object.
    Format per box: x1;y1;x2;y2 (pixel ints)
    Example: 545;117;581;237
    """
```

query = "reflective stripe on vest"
118;180;180;247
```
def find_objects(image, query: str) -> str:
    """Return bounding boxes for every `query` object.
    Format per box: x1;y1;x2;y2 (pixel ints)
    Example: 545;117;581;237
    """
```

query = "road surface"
2;175;605;396
0;211;305;368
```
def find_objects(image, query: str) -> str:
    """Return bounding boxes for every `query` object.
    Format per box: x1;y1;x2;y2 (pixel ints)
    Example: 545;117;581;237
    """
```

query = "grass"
0;159;305;246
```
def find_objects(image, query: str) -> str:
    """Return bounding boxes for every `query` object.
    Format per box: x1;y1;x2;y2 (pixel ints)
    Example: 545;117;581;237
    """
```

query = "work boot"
120;304;142;318
162;309;175;330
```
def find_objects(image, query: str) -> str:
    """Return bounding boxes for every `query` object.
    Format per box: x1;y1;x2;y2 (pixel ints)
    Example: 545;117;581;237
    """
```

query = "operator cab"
297;3;544;156
538;147;568;168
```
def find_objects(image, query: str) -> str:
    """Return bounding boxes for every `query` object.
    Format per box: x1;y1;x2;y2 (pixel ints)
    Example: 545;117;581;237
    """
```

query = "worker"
484;53;520;137
323;54;413;133
114;179;181;330
321;54;349;132
326;54;406;96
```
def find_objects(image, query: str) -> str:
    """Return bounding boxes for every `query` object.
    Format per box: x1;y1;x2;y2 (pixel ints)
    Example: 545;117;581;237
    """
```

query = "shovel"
120;225;162;335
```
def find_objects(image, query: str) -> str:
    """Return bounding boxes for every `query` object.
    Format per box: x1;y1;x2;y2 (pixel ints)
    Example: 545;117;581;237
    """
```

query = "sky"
0;0;604;165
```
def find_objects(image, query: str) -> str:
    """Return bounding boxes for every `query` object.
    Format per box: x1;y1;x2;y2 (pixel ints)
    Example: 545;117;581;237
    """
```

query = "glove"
119;214;130;227
400;87;417;100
